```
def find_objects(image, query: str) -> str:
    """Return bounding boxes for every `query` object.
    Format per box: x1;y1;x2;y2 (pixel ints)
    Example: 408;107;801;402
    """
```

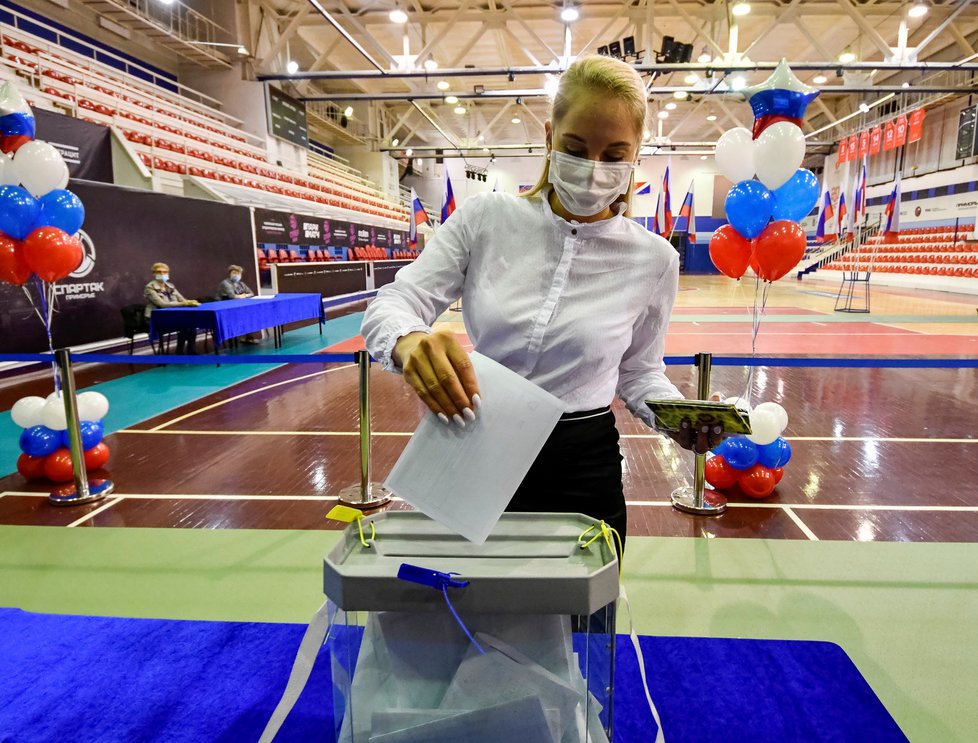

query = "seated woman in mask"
144;261;199;354
216;264;261;344
361;55;722;553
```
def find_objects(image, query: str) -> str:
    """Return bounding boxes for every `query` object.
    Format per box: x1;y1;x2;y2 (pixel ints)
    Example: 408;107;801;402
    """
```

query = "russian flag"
838;191;852;236
884;175;901;243
0;83;35;153
815;188;835;243
409;188;429;249
652;191;661;235
659;166;673;237
634;181;652;195
854;158;867;222
441;170;456;223
677;186;696;244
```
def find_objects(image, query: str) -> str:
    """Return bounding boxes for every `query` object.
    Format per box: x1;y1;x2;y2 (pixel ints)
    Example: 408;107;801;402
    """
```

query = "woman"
144;261;199;354
216;265;261;345
362;56;720;545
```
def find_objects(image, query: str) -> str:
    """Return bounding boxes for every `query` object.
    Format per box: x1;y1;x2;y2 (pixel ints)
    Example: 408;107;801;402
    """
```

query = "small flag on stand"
815;187;835;243
441;170;456;223
884;175;901;243
409;188;429;249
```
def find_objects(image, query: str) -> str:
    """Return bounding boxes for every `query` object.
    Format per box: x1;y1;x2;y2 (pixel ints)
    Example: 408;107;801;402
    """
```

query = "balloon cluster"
12;392;110;483
706;400;791;499
0;83;85;287
709;60;820;282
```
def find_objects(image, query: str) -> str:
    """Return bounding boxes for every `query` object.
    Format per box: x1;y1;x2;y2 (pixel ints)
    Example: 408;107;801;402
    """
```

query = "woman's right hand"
394;329;481;426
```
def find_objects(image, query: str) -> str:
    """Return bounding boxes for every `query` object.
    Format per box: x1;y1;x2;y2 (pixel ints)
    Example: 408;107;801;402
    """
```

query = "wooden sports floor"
1;274;975;543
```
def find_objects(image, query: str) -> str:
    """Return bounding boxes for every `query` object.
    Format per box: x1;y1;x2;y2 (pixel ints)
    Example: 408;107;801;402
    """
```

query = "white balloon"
12;140;67;198
753;401;788;433
714;127;756;184
747;408;781;445
77;391;110;421
46;390;64;403
724;396;752;413
11;396;46;428
0;153;19;186
753;122;805;190
41;398;68;431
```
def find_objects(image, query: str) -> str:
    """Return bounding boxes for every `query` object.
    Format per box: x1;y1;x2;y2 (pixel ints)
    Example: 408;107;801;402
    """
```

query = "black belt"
558;406;612;422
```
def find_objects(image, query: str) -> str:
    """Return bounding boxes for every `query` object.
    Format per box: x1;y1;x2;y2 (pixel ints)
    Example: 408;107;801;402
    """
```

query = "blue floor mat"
0;607;907;742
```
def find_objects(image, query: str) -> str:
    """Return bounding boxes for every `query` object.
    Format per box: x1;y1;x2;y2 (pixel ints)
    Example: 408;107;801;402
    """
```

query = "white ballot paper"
384;352;565;544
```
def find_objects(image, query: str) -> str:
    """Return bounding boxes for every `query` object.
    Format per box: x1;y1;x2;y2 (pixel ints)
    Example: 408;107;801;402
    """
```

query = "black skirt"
506;406;627;546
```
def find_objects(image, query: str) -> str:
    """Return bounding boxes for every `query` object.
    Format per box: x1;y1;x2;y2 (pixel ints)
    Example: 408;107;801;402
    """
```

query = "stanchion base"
671;485;727;516
336;483;393;510
49;479;114;507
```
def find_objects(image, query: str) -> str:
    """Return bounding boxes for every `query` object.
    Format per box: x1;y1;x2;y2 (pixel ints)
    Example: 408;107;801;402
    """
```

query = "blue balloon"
723;436;760;470
60;420;104;451
19;425;60;457
771;169;820;223
34;189;85;235
724;180;775;239
711;439;731;457
0;185;41;240
757;438;789;469
777;439;792;467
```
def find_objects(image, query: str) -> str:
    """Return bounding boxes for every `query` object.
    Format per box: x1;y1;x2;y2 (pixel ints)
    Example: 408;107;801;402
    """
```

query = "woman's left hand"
668;415;725;454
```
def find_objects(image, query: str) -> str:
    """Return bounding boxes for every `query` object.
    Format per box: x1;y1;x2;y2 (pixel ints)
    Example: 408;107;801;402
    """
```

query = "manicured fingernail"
472;394;482;409
453;414;465;428
463;407;475;422
712;426;722;435
701;425;710;433
437;413;449;425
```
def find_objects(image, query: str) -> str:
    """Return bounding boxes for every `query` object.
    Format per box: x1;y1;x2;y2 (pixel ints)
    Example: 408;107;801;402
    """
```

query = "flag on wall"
677;185;696;244
815;187;835;243
441;170;456;223
839;189;851;239
657;166;673;237
884;175;901;242
409;188;429;249
853;157;867;223
634;180;652;195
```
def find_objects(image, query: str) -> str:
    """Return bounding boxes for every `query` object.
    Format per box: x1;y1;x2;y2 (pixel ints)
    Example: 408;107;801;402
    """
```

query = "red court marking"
676;306;826;316
670;322;916;335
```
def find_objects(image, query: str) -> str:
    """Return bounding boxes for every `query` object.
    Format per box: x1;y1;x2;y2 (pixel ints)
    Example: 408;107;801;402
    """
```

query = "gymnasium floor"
1;274;977;741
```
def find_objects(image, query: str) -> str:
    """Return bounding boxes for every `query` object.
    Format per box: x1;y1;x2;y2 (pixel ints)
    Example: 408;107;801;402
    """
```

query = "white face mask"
548;149;634;217
155;273;169;282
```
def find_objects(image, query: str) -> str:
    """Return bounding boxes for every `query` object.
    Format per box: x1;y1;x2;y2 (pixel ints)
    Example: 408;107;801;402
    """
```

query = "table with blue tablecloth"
149;293;324;350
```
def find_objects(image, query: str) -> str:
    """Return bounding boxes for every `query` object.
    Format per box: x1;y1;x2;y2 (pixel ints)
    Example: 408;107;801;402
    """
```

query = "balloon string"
744;279;772;406
31;276;60;395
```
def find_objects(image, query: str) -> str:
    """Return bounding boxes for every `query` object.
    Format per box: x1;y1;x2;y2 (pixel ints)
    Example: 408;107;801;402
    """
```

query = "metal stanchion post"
670;352;727;516
49;348;114;507
337;350;392;509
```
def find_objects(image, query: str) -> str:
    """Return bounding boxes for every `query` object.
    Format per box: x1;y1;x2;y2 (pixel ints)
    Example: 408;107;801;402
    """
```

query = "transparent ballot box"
323;512;620;743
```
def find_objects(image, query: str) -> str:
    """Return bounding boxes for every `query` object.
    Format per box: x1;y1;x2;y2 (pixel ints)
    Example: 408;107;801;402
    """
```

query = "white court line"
3;491;976;513
65;497;125;527
150;363;355;431
782;506;820;541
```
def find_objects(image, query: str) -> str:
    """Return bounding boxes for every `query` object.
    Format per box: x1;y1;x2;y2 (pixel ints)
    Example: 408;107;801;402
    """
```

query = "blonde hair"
151;262;168;273
522;55;647;214
228;264;243;274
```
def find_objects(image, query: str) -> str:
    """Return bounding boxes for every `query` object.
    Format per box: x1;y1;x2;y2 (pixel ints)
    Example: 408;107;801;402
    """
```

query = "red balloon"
753;220;807;282
17;453;47;480
709;225;753;279
1;134;32;155
84;442;110;470
22;227;83;283
772;467;784;484
44;448;75;483
705;455;739;490
739;464;777;499
0;233;31;285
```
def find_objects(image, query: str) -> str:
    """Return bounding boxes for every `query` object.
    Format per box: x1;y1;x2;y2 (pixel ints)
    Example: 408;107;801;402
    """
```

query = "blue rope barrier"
1;353;975;369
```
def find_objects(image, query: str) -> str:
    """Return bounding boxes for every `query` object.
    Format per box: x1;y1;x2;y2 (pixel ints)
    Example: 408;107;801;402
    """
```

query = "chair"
121;304;150;355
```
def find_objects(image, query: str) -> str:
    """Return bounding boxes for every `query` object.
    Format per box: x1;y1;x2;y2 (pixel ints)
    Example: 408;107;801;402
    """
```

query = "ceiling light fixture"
700;155;708;160
286;60;299;75
698;50;712;63
673;90;688;100
237;46;249;56
511;116;521;124
901;81;911;88
665;102;677;110
343;105;354;117
454;105;466;115
706;114;718;121
684;73;698;85
731;2;751;17
423;59;438;71
560;5;579;22
405;148;413;157
908;1;928;18
444;95;459;104
657;111;669;119
839;50;856;64
389;8;408;24
391;138;399;147
730;75;746;90
858;102;870;113
813;74;828;84
437;80;450;91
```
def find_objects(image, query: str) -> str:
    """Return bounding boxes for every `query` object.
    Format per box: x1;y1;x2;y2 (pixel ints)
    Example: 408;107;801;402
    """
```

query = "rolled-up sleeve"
616;252;683;427
362;195;485;371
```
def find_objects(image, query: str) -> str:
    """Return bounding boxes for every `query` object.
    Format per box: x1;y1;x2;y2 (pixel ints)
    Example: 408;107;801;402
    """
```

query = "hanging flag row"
838;109;925;165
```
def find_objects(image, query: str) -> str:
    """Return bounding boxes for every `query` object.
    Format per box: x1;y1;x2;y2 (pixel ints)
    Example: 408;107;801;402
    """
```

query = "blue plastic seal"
397;563;469;591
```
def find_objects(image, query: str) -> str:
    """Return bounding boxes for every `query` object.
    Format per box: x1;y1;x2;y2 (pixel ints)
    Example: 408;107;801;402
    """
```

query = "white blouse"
361;190;683;427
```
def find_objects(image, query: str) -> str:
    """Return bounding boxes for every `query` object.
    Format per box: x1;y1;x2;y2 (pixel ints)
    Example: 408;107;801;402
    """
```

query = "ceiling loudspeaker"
598;45;609;56
622;36;636;57
659;36;693;64
608;41;622;58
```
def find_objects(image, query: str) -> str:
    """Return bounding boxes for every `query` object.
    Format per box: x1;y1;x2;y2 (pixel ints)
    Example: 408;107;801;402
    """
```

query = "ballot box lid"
323;512;619;614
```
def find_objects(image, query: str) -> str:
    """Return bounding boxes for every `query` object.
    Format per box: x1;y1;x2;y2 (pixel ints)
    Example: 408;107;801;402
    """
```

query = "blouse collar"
538;188;628;237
